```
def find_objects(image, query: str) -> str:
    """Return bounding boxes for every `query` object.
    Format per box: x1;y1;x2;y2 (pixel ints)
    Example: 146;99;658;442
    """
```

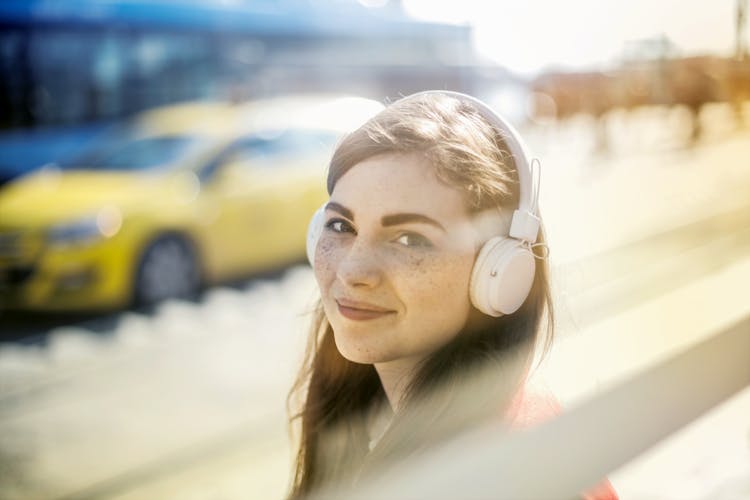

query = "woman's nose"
336;240;382;289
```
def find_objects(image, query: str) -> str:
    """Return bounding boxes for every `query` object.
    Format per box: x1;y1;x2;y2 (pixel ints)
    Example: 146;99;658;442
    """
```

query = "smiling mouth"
336;300;396;321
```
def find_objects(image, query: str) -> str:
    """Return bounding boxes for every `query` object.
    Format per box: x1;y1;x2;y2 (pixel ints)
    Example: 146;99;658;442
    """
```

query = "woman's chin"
332;332;387;365
334;341;381;365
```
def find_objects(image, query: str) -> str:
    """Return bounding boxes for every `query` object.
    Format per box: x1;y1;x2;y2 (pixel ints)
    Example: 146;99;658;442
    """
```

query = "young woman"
288;91;617;499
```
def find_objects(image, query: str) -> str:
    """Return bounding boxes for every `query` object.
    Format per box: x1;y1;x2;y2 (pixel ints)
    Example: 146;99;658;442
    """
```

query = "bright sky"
401;0;740;76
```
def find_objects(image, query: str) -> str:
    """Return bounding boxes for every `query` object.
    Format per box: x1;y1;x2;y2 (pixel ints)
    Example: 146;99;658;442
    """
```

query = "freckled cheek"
393;252;475;307
313;237;342;287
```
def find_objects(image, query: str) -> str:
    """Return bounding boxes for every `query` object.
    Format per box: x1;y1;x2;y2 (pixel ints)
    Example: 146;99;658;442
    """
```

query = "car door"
198;129;332;281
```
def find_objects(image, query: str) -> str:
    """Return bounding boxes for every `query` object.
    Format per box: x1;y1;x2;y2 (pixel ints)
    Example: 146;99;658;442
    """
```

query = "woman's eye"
325;218;355;234
395;233;433;248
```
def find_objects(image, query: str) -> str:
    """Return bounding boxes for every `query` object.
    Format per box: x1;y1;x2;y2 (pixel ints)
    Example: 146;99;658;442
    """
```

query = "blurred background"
0;0;748;498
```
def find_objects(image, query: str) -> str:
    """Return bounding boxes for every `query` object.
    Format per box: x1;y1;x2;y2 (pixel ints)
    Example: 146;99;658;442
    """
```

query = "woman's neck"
373;355;424;411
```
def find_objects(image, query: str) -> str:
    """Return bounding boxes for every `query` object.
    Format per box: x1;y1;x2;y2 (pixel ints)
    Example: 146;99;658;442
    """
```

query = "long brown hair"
288;93;555;497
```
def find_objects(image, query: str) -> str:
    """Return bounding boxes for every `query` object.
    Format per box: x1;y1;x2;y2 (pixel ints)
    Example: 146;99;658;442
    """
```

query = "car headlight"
47;206;123;246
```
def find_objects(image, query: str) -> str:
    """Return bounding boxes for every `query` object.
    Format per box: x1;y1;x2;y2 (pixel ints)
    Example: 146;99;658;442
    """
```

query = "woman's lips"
336;300;395;321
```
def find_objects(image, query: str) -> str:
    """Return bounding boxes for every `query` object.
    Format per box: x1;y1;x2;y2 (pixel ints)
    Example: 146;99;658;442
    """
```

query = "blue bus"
0;0;474;184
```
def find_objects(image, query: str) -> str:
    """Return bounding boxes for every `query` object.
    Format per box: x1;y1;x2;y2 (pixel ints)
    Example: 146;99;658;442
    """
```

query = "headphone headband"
403;91;541;243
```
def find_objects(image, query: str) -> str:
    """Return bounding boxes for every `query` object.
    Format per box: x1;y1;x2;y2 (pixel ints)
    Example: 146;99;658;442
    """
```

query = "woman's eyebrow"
325;201;354;220
381;213;446;232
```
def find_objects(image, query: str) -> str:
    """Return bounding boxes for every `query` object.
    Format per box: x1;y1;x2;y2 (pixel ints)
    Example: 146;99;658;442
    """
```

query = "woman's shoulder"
506;377;563;429
504;378;620;500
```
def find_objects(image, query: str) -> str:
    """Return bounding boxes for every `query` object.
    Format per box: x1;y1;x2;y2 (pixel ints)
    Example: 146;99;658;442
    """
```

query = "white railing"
316;315;750;499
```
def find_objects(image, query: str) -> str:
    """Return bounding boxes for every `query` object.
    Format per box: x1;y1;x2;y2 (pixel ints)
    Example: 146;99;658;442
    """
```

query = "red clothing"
506;382;619;500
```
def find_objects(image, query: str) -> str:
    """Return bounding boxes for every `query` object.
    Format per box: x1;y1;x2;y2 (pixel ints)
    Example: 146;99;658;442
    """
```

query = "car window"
211;128;338;174
63;128;205;170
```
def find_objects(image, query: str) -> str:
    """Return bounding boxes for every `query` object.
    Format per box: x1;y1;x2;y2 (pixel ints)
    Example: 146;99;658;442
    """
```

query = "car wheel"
133;235;201;306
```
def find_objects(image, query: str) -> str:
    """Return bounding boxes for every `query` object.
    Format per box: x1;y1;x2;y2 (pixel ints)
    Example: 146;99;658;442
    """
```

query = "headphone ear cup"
306;206;326;266
470;236;536;317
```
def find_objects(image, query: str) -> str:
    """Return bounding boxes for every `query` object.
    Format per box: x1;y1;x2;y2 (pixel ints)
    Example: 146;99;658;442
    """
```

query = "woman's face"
314;152;481;367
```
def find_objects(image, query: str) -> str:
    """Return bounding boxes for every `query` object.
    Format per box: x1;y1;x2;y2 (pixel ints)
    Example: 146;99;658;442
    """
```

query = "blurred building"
530;45;750;145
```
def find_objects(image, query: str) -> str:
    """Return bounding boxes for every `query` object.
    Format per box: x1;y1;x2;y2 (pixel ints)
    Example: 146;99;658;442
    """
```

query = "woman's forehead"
330;153;469;222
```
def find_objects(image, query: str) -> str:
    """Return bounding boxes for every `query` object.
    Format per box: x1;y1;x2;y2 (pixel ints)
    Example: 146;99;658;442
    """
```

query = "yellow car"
0;95;383;311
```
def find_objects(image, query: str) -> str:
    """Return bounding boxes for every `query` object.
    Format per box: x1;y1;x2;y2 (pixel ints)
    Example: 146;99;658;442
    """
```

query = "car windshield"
64;134;203;171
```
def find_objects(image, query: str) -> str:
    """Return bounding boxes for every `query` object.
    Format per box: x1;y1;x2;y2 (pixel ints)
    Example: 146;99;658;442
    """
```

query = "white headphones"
306;91;543;317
